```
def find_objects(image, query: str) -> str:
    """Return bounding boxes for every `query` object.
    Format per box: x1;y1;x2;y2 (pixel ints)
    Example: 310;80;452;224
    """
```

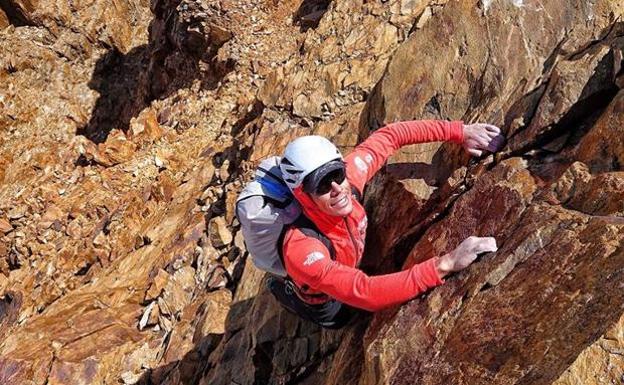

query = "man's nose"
330;181;342;196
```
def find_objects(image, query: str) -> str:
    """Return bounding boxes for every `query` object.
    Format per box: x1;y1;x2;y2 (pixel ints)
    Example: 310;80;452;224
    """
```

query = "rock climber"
269;119;505;328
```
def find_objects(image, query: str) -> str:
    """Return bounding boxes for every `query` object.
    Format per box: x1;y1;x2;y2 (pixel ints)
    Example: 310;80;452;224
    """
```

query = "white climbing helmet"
279;135;343;190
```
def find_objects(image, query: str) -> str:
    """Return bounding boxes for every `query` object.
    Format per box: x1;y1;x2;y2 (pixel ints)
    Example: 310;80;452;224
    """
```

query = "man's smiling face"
309;178;354;217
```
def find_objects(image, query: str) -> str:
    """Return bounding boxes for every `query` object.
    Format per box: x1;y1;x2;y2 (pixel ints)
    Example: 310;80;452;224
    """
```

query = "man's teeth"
334;196;348;208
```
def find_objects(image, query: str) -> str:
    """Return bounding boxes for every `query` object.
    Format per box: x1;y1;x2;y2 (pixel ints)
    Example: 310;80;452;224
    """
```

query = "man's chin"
321;201;353;217
335;204;353;217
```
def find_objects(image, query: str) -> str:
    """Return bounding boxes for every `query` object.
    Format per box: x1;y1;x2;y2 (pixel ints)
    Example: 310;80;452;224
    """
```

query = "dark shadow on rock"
0;291;21;338
133;294;257;385
504;21;624;157
136;299;244;385
131;294;264;385
0;0;33;26
78;44;234;144
78;3;235;144
294;0;331;32
384;144;464;189
135;275;372;385
384;162;440;187
77;46;150;143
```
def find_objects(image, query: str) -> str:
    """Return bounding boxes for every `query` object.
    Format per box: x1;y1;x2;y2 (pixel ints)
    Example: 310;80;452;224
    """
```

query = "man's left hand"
462;123;505;157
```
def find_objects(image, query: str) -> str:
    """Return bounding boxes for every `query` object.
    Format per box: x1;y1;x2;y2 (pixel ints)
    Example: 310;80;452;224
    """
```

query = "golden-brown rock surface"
0;0;623;384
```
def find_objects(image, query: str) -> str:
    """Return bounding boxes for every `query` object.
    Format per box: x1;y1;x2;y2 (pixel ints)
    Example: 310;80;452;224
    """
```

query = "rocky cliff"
0;0;623;384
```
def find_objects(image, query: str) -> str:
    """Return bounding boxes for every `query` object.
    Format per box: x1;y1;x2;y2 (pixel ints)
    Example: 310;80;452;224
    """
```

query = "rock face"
0;0;623;384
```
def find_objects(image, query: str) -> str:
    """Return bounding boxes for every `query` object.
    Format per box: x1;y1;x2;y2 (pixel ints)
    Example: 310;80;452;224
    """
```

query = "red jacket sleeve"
283;229;444;312
345;120;464;194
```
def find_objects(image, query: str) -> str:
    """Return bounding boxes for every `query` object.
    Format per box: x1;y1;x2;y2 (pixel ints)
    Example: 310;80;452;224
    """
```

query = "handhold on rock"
138;301;156;331
145;269;171;301
120;370;142;385
129;109;164;143
7;207;26;220
0;218;13;234
209;216;233;248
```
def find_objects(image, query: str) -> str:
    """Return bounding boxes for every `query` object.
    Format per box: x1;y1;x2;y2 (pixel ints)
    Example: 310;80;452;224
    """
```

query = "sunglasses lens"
315;168;346;195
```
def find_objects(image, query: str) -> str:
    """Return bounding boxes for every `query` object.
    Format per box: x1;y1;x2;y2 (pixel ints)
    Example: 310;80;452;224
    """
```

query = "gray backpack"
236;156;336;277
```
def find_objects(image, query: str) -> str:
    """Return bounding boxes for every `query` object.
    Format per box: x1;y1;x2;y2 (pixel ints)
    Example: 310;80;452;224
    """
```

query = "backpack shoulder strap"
278;215;336;297
293;215;336;260
278;215;336;262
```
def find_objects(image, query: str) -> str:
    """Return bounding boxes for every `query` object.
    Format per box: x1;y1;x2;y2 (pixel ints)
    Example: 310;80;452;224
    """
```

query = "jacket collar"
292;186;344;234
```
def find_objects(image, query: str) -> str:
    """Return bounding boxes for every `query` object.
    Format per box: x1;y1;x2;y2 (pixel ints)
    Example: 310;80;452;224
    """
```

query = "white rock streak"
481;0;524;14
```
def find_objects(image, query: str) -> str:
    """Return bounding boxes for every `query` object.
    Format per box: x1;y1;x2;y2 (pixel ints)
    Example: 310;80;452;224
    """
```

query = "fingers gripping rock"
464;236;498;254
462;123;506;156
446;236;498;273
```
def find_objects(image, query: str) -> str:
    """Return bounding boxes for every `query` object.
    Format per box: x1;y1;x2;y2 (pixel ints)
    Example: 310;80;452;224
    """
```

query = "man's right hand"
436;236;498;278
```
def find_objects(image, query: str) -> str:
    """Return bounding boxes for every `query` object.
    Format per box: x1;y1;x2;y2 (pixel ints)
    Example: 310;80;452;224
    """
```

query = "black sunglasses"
314;168;346;195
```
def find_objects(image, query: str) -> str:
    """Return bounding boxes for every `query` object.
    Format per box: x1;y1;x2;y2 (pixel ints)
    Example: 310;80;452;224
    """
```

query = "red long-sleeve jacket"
282;120;464;312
